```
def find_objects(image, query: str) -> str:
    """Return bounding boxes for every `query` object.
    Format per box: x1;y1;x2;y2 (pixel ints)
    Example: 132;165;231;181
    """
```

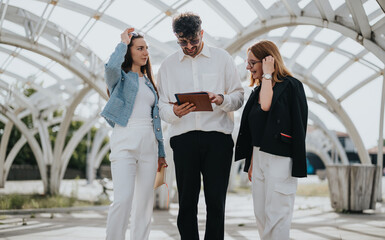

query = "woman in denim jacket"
101;28;167;240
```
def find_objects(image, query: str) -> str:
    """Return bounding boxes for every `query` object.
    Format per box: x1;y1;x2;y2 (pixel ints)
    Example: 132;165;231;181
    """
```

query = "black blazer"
235;76;308;177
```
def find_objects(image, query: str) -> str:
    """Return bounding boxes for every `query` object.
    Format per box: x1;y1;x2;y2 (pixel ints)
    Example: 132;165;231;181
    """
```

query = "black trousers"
170;131;234;240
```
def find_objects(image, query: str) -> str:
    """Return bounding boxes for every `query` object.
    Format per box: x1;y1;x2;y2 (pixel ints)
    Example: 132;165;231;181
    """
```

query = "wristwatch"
262;73;272;80
218;94;224;105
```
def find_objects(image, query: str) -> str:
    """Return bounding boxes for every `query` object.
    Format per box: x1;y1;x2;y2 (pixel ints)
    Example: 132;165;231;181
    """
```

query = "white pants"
252;147;298;240
106;119;158;240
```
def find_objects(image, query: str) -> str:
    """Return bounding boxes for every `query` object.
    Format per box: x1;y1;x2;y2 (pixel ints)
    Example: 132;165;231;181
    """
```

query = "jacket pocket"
280;132;292;143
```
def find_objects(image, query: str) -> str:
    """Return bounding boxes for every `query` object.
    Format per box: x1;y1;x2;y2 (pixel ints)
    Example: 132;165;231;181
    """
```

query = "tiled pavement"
1;178;384;240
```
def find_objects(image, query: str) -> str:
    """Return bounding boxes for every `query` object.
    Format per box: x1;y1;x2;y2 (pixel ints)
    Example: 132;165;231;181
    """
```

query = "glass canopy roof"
0;0;384;159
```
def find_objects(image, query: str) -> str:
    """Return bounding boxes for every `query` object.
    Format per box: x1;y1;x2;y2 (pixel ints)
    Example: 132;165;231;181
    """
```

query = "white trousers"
252;147;298;240
106;119;158;240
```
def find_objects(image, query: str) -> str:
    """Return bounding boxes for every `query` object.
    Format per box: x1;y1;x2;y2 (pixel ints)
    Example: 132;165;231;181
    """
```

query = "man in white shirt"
157;12;244;240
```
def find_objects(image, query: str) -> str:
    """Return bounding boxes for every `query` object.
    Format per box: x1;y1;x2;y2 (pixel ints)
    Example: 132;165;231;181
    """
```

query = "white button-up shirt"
157;44;244;138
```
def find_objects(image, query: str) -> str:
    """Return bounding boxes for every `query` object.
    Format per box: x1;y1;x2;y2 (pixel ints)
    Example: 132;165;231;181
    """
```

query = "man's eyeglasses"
247;60;262;68
177;38;200;47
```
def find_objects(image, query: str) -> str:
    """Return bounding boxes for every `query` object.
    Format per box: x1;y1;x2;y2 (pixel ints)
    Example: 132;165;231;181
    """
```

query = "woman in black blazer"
235;40;308;240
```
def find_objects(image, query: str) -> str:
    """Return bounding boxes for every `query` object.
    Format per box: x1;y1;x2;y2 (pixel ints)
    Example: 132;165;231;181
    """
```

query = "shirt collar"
178;43;211;61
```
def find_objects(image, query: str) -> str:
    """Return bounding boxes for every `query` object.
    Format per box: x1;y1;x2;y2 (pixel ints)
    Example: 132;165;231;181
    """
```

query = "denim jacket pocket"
108;97;125;118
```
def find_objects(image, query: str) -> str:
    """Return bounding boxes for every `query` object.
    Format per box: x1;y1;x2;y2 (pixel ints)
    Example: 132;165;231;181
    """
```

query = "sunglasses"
177;38;200;47
130;32;143;37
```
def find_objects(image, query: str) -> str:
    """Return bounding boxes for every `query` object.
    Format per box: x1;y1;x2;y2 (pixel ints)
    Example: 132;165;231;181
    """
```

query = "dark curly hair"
172;12;202;39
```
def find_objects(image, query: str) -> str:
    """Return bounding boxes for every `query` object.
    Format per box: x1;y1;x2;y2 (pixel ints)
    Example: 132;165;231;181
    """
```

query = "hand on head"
121;28;135;45
262;55;275;75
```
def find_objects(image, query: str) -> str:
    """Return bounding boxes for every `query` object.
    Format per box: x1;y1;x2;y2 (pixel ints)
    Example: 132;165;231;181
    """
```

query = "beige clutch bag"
154;166;166;189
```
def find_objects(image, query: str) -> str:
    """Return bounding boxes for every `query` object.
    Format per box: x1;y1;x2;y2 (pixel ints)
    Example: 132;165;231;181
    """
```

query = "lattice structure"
0;0;384;196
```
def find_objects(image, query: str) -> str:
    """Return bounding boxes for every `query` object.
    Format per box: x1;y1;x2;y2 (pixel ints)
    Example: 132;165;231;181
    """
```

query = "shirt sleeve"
156;64;181;124
219;54;244;112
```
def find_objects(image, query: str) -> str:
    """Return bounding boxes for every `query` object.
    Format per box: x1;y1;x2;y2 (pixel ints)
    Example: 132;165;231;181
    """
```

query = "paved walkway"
1;177;385;239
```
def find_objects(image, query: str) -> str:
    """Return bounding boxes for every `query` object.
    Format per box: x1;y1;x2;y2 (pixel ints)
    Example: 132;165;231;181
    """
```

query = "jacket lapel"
270;79;289;109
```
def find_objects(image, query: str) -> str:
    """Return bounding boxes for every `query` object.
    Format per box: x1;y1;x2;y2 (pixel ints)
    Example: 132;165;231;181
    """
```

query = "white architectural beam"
32;0;57;42
60;116;99;180
281;0;302;16
0;120;13;187
338;72;381;102
314;0;335;21
87;127;108;183
0;108;47;190
94;143;110;172
308;111;349;164
296;71;371;165
0;0;9;32
51;86;91;194
34;0;175;55
0;45;64;82
225;16;385;63
205;0;243;33
244;0;271;20
345;0;372;38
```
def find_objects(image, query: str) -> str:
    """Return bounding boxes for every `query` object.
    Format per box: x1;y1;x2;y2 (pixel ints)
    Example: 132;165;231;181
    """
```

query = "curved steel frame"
0;1;383;197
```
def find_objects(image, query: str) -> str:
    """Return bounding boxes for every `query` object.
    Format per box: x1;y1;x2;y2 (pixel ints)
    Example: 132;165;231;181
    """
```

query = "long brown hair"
121;34;158;95
248;40;292;86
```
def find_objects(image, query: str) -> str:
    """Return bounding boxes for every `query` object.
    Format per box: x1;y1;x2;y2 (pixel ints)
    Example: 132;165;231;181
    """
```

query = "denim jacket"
100;42;165;158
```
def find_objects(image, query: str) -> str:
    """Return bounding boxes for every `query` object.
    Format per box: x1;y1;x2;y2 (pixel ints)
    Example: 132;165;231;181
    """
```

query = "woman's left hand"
157;157;168;172
262;55;275;75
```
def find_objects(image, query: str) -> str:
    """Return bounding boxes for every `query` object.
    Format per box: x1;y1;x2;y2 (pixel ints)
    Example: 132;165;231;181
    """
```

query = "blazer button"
239;132;242;136
155;115;158;119
121;77;124;81
277;119;280;124
157;128;160;131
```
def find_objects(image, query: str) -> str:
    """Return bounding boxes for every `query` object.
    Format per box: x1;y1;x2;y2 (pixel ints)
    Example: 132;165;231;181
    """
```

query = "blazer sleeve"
291;81;308;177
105;42;127;93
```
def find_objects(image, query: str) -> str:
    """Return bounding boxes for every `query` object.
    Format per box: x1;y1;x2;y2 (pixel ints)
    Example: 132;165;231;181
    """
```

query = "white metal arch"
226;16;385;63
0;107;47;189
33;0;176;55
292;63;372;164
0;113;68;188
308;111;349;164
0;0;383;200
225;17;383;165
0;4;107;98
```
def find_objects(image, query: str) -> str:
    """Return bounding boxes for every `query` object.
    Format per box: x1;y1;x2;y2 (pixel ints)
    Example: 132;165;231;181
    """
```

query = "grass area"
296;181;330;197
0;194;110;210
